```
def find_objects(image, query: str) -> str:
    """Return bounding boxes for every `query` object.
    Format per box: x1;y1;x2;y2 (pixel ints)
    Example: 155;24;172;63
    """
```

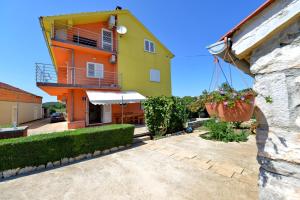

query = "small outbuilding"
0;82;42;125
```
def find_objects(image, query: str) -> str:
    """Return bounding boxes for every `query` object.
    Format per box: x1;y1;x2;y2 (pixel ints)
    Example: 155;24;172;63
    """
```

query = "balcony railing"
51;24;117;53
36;63;121;89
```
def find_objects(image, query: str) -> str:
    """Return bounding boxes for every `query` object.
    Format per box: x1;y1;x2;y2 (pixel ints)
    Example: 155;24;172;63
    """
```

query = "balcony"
51;24;117;53
36;63;121;91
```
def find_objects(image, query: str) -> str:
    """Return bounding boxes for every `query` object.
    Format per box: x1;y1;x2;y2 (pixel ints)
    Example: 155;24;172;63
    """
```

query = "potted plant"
204;83;257;122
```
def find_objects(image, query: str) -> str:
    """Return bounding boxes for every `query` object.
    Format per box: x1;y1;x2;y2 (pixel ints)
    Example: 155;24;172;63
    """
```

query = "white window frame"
150;69;160;83
102;28;113;51
144;39;155;53
86;62;104;79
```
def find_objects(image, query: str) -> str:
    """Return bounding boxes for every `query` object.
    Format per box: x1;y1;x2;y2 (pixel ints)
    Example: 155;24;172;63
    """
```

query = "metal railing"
36;63;121;89
51;23;117;53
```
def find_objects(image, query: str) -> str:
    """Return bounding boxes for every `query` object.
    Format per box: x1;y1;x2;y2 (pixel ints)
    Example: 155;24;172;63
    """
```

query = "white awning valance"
86;91;146;105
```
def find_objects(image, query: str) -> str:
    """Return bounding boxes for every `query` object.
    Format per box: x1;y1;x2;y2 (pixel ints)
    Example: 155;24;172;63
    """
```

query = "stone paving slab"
186;158;213;170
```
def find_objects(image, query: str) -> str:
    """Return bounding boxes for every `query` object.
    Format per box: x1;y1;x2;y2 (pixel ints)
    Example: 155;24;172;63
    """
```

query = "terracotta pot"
216;95;255;122
205;103;218;118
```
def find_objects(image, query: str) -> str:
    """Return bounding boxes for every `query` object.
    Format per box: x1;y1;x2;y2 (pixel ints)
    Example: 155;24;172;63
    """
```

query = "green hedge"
0;124;134;171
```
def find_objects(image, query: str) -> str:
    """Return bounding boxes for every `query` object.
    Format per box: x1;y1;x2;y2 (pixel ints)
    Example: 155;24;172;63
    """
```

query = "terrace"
51;23;117;53
35;63;122;94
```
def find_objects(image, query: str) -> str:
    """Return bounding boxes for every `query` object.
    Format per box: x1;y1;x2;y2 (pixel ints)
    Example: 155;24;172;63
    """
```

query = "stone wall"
250;17;300;199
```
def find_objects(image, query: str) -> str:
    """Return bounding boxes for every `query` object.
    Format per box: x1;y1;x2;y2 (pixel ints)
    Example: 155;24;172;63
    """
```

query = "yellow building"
37;8;174;129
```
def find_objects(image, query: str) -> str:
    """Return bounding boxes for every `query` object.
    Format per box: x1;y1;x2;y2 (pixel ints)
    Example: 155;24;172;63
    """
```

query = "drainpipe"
207;38;254;78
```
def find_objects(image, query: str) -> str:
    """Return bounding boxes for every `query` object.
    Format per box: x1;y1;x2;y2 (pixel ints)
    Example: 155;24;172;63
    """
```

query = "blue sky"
0;0;264;102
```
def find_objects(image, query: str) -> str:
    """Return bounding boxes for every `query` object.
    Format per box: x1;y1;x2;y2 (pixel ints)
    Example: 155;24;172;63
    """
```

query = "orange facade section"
51;22;117;88
65;89;144;125
0;87;42;104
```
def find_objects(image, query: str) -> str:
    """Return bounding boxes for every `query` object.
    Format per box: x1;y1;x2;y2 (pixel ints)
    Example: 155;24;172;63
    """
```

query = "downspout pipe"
206;38;254;78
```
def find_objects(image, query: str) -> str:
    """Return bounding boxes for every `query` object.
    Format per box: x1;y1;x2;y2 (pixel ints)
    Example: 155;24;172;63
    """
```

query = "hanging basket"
216;94;255;122
205;103;218;117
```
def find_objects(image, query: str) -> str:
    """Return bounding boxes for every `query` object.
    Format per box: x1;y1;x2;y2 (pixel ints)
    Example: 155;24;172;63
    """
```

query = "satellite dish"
116;26;127;35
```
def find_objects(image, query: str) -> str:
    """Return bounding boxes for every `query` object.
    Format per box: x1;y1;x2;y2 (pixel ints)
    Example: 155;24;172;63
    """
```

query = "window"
150;69;160;82
102;29;113;51
144;39;155;53
86;62;104;78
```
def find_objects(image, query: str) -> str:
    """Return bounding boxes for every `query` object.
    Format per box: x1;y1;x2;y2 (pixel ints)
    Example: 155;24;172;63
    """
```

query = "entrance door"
89;102;102;124
102;104;112;123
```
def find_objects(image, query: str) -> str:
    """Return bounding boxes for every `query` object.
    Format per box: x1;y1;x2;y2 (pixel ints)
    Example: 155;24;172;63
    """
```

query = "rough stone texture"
102;149;110;154
18;166;35;175
61;158;69;165
250;16;300;199
53;161;61;167
75;154;86;161
110;147;118;152
118;146;125;150
86;153;92;159
68;158;75;163
93;150;101;156
3;169;19;178
46;162;53;168
232;0;300;57
36;165;45;171
259;169;300;200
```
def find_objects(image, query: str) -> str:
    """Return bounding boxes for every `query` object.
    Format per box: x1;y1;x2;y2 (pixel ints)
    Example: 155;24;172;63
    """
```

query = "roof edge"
0;82;43;99
219;0;275;41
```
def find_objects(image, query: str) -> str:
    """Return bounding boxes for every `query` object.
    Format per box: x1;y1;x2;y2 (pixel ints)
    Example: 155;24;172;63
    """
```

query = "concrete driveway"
0;131;258;200
23;118;68;135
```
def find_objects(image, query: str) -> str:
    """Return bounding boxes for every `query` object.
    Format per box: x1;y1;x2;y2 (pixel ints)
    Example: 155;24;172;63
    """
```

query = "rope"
223;48;233;87
216;58;231;87
227;52;250;88
228;62;233;87
208;59;217;92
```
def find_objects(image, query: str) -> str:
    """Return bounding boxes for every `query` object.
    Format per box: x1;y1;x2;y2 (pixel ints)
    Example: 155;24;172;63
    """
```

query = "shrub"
181;96;198;119
167;97;188;133
201;119;249;142
143;96;188;136
0;124;134;171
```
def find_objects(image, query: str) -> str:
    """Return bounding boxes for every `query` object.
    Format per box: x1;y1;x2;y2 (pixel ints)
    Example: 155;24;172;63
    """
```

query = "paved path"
0;131;259;200
23;118;68;136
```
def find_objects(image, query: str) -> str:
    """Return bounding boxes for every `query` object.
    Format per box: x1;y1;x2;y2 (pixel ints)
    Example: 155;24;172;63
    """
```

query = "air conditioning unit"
108;15;116;29
109;54;117;64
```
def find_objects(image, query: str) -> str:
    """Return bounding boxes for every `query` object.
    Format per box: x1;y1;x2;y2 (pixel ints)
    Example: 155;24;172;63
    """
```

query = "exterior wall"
0;101;42;125
117;13;172;96
249;17;300;199
56;49;117;86
73;89;87;122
